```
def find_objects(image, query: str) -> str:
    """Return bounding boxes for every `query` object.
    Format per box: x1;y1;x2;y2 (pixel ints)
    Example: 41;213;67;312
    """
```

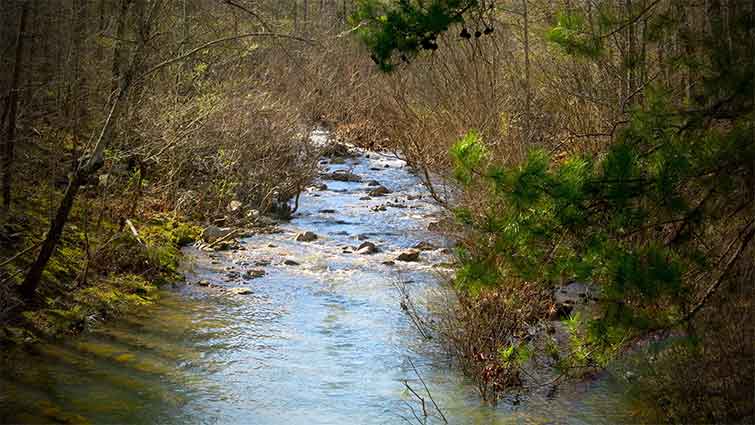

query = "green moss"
1;192;200;343
38;400;90;425
10;274;159;339
113;353;135;363
140;215;202;247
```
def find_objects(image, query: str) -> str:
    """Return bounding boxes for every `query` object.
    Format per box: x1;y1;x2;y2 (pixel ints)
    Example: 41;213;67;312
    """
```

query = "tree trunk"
303;0;309;33
71;0;87;147
19;174;83;299
293;0;298;33
19;79;130;299
674;2;692;102
19;0;146;299
2;2;29;211
112;0;132;92
522;0;531;144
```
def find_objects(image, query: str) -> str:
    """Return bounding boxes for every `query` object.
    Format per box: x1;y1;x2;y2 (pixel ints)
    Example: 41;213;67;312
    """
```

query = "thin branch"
409;358;448;424
597;0;662;40
141;32;315;78
336;21;368;38
221;0;271;31
681;225;754;323
0;240;42;269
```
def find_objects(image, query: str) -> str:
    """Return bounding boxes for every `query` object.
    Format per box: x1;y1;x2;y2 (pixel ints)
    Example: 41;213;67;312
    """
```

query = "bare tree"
2;1;29;211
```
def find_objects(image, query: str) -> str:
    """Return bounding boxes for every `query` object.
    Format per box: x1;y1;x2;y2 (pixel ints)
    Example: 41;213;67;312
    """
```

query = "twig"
403;381;427;417
404;398;426;425
680;225;754;323
207;228;240;248
0;265;26;286
0;240;42;269
394;278;432;340
221;0;271;31
125;219;144;245
336;21;367;38
596;0;662;40
409;358;448;424
141;32;314;78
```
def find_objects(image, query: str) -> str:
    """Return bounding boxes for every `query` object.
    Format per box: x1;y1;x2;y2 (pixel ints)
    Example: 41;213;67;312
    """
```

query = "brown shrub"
432;281;551;402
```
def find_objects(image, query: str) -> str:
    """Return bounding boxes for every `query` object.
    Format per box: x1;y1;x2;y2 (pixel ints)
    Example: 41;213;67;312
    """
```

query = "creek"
0;131;635;424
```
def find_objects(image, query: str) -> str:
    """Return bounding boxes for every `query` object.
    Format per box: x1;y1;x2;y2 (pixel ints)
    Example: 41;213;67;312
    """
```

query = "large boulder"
550;282;594;320
312;183;328;191
368;186;391;197
295;231;318;242
413;241;436;251
243;269;266;280
227;200;243;214
201;225;233;243
396;249;420;262
321;142;352;158
213;240;239;251
356;241;378;255
321;171;362;182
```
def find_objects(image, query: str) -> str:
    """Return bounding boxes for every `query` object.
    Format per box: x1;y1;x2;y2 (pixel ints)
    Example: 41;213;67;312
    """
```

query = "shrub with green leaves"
355;0;754;418
450;81;753;354
442;1;754;368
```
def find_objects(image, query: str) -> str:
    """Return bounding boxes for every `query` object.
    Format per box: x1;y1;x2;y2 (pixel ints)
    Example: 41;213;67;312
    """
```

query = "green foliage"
546;12;603;58
352;0;479;71
449;76;754;356
498;342;531;367
560;312;625;371
353;0;754;418
450;130;486;185
132;216;201;284
1;200;191;341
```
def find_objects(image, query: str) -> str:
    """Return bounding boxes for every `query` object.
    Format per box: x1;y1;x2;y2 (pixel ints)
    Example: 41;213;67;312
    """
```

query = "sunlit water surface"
1;131;637;424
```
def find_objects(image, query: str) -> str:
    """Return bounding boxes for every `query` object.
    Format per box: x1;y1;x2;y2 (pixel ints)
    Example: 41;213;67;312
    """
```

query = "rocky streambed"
0;131;635;424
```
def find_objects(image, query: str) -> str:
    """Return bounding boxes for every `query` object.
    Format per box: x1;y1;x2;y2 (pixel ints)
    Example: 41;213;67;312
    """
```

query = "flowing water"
1;131;636;424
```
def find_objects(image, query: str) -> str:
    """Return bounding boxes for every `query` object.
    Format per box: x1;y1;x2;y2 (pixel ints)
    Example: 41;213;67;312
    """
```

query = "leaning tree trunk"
18;0;147;299
2;2;29;211
19;86;128;299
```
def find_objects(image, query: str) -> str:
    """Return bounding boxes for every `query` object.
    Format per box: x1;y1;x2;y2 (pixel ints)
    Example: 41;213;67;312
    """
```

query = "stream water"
1;131;636;424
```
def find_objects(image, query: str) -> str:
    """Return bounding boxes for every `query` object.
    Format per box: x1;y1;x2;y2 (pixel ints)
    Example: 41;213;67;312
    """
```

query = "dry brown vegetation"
337;1;753;421
1;0;752;422
0;0;361;336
